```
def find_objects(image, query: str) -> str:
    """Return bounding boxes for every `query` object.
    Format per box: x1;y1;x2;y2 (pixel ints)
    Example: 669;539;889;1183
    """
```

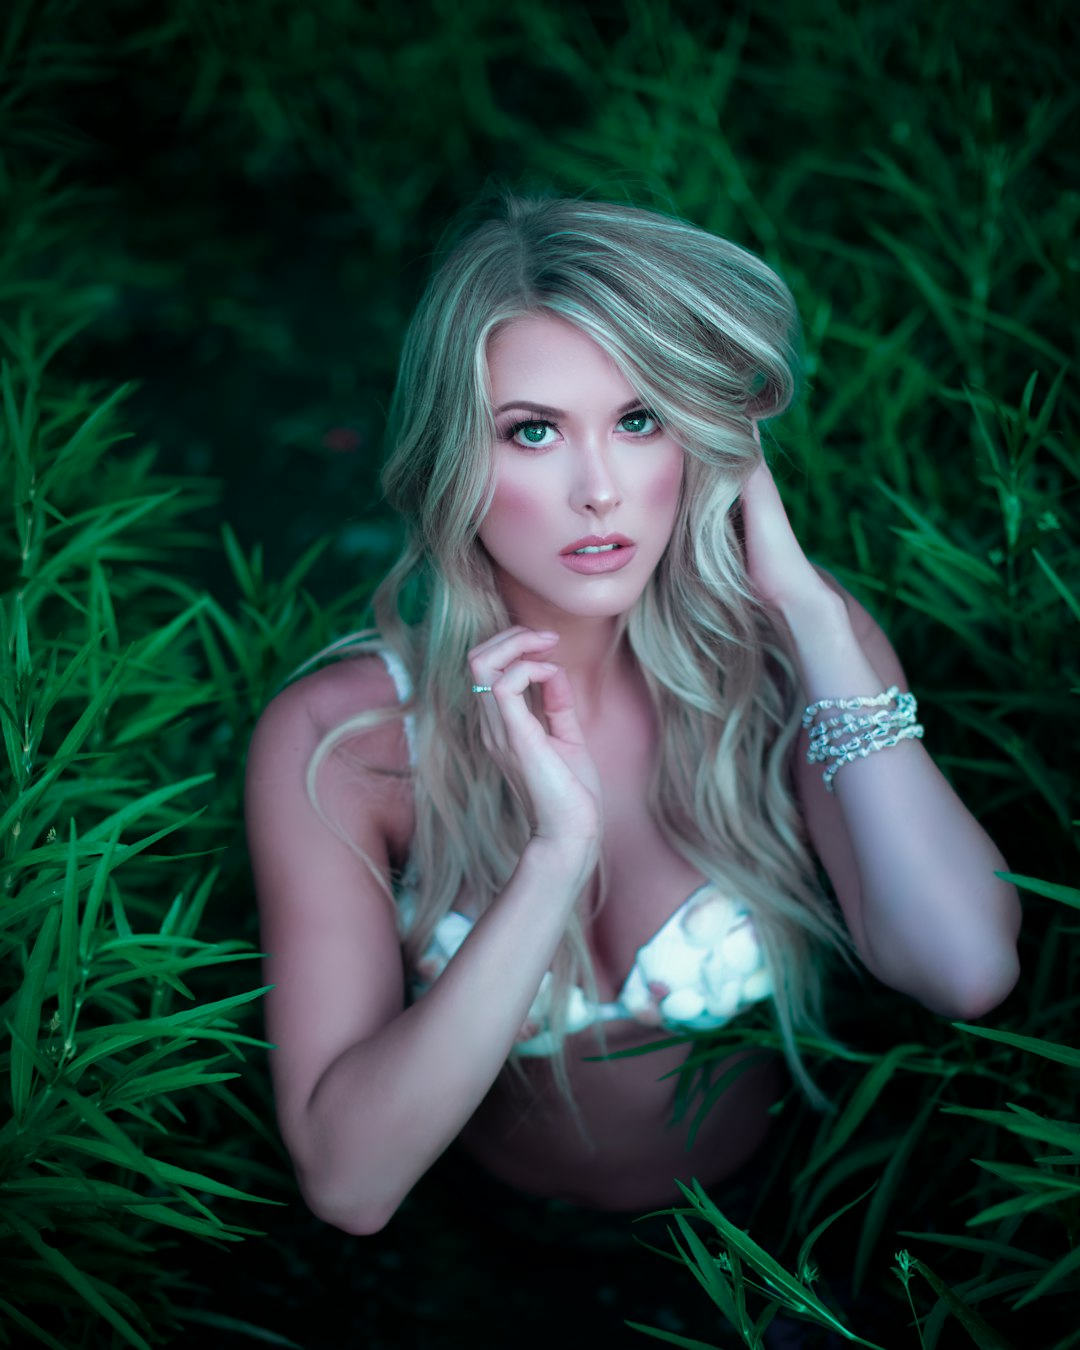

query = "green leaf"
796;1043;924;1185
80;773;216;844
623;1324;723;1350
995;871;1080;910
56;819;80;1049
966;1188;1078;1227
52;1134;280;1205
941;1103;1080;1152
221;523;259;605
796;1184;877;1282
910;1256;1015;1350
853;1090;938;1296
670;1214;740;1325
952;1022;1080;1070
971;1159;1080;1194
80;822;121;959
14;589;31;681
0;1295;69;1350
51;1083;168;1185
0;650;130;838
37;382;135;499
1011;1241;1080;1308
174;1309;305;1348
24;625;100;750
5;1212;154;1350
0;1176;163;1207
66;985;273;1074
896;1231;1049;1270
10;905;60;1119
863;225;970;359
686;1050;773;1148
1031;549;1080;627
123;1202;261;1240
673;1181;885;1346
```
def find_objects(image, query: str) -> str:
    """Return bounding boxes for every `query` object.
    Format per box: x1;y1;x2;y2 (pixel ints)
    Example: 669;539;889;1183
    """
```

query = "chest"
582;723;710;1002
387;683;711;1000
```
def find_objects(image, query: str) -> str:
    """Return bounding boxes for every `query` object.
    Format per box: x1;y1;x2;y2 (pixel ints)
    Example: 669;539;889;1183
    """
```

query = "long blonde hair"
302;189;852;1109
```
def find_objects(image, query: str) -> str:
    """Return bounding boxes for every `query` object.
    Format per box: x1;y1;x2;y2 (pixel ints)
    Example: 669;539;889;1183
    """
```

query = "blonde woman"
244;192;1021;1238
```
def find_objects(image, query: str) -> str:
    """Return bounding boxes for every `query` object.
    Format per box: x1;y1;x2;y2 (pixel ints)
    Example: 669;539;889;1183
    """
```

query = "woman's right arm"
245;645;597;1235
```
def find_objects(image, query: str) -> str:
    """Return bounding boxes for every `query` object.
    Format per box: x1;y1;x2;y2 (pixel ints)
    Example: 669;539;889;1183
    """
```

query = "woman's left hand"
738;447;833;615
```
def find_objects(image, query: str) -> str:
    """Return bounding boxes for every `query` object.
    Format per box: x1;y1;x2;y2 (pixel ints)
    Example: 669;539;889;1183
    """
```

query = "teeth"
573;544;620;554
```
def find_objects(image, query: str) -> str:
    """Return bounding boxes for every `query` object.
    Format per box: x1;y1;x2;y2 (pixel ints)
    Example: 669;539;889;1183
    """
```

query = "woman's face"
477;313;685;624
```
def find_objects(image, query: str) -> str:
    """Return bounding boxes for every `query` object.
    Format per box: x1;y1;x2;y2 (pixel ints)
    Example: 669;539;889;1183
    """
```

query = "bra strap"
377;647;417;769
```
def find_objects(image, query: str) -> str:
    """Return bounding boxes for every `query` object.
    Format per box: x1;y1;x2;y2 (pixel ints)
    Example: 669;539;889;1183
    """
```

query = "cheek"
478;474;545;553
486;477;542;533
646;447;685;513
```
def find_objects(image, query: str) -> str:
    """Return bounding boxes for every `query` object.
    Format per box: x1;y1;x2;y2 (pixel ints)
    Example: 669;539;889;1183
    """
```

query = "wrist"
773;588;885;705
523;833;598;884
773;584;849;642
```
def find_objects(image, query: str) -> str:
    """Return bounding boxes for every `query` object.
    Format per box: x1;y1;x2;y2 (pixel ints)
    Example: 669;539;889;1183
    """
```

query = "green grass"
1;0;1077;1344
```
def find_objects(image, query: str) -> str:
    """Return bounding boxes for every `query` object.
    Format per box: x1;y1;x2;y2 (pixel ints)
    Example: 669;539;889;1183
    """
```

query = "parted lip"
560;533;635;555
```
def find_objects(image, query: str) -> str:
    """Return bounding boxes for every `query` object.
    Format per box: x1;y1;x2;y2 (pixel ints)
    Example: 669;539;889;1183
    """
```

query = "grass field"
1;1;1077;1345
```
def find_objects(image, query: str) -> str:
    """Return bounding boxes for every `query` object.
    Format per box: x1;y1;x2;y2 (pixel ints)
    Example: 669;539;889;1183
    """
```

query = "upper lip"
560;533;635;555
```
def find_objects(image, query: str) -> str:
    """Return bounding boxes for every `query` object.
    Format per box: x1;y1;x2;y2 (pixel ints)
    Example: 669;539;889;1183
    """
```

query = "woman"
244;192;1021;1239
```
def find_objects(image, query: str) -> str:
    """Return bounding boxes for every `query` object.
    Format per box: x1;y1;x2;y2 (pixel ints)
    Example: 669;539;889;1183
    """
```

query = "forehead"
486;312;631;399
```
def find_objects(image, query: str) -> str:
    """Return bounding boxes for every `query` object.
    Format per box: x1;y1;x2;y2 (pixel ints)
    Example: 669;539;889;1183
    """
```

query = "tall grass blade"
994;872;1080;910
952;1024;1080;1070
9;906;59;1120
5;1214;154;1350
908;1257;1014;1350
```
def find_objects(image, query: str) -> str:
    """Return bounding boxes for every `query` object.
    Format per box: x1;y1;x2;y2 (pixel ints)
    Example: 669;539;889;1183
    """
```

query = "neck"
503;605;635;727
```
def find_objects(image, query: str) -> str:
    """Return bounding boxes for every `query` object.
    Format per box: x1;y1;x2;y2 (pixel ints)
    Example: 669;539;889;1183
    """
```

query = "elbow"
933;944;1022;1022
291;1141;400;1236
899;877;1023;1022
299;1175;397;1237
324;1204;395;1238
284;1107;402;1237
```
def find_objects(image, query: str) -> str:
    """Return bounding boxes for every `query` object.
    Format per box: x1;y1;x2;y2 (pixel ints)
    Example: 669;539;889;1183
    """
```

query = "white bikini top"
377;646;773;1057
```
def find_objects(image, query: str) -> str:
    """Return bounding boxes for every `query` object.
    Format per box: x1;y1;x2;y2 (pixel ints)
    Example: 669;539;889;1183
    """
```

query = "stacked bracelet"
802;685;924;793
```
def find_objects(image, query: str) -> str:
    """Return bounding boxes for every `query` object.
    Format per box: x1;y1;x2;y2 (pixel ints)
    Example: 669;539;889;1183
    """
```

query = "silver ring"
471;684;493;694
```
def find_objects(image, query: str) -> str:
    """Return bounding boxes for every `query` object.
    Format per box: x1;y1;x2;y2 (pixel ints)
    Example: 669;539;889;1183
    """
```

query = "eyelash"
499;409;661;451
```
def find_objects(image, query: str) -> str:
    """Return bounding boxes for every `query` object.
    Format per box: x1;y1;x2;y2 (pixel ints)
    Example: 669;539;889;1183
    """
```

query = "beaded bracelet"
803;685;925;792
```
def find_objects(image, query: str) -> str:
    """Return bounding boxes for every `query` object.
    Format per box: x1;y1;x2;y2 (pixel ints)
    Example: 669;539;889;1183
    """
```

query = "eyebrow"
494;398;645;419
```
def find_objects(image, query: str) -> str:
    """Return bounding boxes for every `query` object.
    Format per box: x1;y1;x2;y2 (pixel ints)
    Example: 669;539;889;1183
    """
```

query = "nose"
568;437;623;518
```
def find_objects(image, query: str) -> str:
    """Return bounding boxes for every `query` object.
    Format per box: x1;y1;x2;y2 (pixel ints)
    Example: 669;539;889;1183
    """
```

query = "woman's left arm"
740;456;1021;1019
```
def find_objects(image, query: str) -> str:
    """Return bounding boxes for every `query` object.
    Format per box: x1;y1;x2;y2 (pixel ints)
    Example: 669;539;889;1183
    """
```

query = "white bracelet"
803;686;924;792
802;685;911;726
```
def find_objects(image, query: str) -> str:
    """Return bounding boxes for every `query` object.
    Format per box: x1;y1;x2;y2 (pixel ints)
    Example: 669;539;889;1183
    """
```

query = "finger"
468;625;529;661
483;627;559;659
537;667;587;746
489;660;562;746
469;629;559;682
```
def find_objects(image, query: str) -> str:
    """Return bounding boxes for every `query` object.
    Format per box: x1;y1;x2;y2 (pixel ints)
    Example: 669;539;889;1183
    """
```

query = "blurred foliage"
1;0;1078;1344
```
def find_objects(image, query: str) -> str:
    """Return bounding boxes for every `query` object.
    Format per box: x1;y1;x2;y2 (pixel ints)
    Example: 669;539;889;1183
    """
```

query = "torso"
375;655;784;1211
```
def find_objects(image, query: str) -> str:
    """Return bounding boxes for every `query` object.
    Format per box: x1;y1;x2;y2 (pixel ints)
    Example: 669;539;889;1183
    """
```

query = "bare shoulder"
250;653;410;774
247;652;414;851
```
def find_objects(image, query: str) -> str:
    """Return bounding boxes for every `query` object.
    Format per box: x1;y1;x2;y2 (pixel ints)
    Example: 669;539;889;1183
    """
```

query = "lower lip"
559;544;637;574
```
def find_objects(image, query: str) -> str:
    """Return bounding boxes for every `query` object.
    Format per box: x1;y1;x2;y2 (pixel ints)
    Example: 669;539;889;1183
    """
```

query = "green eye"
620;410;658;435
503;419;556;449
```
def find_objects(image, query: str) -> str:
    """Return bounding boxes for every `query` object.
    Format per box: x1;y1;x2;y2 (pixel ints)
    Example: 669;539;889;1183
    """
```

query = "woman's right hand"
467;626;603;847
